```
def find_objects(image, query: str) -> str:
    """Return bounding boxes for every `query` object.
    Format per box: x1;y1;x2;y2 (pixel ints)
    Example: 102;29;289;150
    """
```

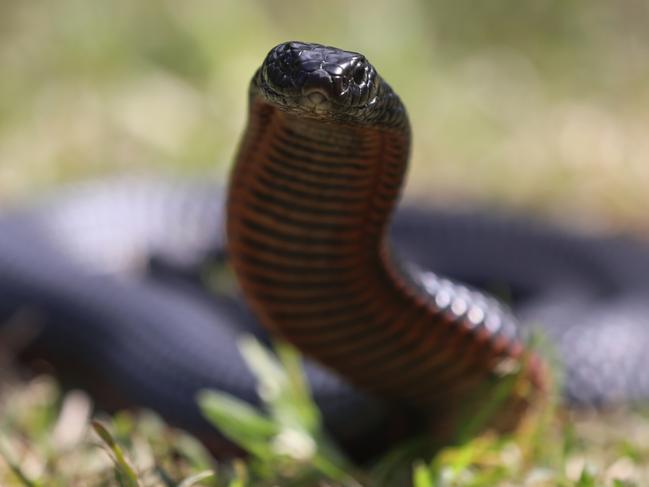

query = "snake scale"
2;42;649;456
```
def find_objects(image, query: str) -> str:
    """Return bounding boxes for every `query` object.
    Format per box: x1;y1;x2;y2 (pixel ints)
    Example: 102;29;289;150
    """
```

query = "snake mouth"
302;91;331;115
301;87;333;114
305;90;328;105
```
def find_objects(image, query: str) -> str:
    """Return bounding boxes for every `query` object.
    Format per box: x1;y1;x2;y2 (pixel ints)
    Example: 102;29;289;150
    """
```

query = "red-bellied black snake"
227;41;546;434
2;41;649;456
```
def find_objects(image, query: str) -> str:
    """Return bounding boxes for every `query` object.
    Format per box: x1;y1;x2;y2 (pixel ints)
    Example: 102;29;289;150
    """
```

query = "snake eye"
352;65;366;85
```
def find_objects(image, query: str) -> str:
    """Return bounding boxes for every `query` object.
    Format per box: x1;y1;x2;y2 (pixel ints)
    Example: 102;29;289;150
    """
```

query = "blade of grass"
0;436;39;487
178;469;215;487
412;461;434;487
197;389;278;460
91;420;141;487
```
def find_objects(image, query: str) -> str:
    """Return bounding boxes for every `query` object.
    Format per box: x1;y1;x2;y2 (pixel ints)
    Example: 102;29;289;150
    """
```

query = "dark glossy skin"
259;42;381;121
256;41;406;127
2;42;649;457
228;42;547;434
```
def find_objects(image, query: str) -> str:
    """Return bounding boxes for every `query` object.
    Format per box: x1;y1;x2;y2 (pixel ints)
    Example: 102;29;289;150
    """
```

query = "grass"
2;337;649;486
1;0;649;485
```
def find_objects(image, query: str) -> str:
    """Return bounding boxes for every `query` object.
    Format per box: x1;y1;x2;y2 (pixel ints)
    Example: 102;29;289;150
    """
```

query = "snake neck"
227;96;546;420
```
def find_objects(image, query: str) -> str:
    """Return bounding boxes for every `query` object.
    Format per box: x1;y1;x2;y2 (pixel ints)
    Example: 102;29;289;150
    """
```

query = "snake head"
254;41;384;122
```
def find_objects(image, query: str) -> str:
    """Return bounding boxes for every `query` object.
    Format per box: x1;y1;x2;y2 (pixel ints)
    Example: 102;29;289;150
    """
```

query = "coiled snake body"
2;42;649;455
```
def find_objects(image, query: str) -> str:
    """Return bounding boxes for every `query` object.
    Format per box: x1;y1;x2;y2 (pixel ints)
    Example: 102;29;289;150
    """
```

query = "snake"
2;41;649;456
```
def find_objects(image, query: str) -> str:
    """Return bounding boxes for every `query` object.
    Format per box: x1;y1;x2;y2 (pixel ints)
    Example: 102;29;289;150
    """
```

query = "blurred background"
1;0;648;231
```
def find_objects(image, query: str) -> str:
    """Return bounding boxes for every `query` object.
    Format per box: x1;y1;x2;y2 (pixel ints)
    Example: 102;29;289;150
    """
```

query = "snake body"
227;42;545;429
2;42;649;454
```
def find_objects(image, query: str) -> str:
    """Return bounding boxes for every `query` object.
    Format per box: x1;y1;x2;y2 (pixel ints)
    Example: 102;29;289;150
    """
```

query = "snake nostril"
352;65;366;85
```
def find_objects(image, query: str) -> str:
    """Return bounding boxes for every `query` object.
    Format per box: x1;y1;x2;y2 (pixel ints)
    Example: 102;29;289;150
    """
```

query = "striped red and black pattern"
227;42;547;430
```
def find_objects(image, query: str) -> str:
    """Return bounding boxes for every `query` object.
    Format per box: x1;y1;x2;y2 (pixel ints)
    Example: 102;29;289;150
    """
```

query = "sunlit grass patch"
1;338;649;485
195;337;648;486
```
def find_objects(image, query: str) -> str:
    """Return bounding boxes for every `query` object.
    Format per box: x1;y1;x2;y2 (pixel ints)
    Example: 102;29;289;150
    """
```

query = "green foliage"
0;438;39;487
177;470;216;487
1;340;649;485
198;337;361;486
92;420;141;487
200;336;647;486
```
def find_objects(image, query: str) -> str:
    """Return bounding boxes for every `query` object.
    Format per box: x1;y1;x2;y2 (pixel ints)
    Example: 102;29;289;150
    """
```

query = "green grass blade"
197;389;278;460
91;420;141;487
0;436;39;487
177;469;215;487
412;461;435;487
